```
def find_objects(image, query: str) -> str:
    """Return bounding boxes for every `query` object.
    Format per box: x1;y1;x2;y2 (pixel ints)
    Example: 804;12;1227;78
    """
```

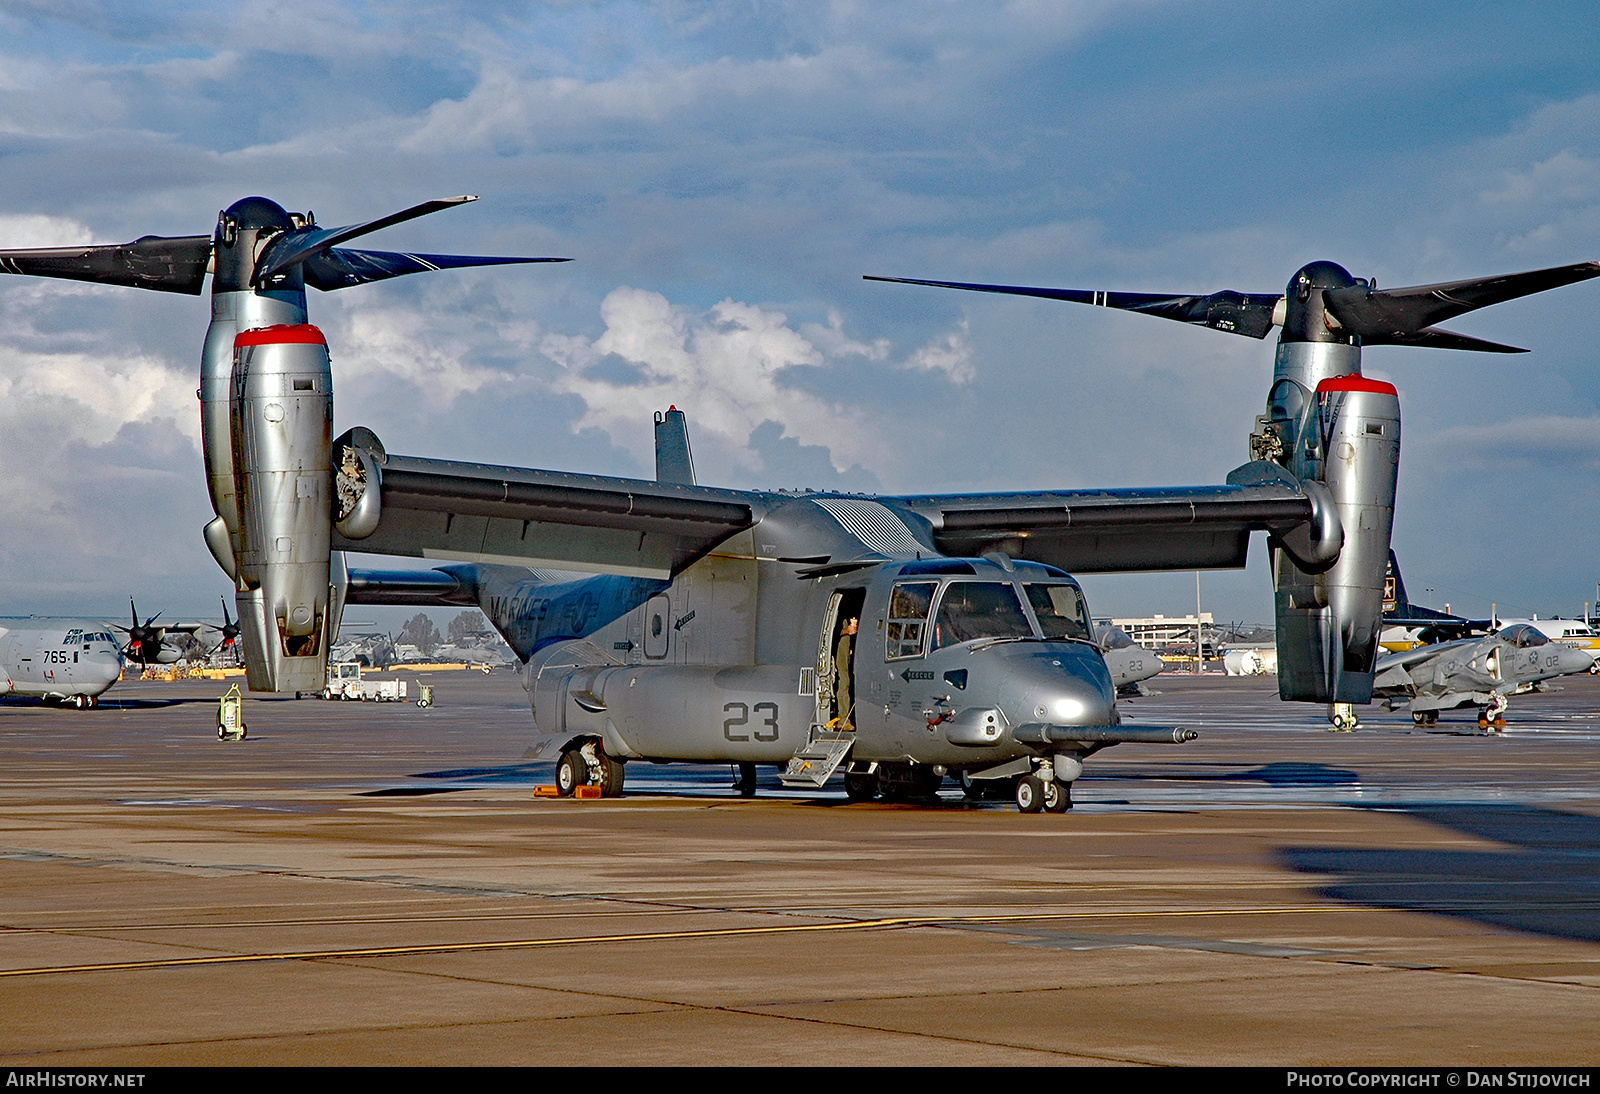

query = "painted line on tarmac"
0;905;1344;978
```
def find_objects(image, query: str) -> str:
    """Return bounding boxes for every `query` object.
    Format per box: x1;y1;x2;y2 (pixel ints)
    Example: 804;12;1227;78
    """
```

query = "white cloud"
0;214;98;248
544;286;885;477
328;304;520;403
1423;414;1600;469
903;319;974;384
0;347;199;447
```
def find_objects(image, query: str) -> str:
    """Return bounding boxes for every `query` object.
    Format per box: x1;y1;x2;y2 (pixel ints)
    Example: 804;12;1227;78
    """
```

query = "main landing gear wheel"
844;770;878;802
733;762;757;798
556;750;587;797
1041;778;1072;813
1412;710;1438;727
1016;775;1046;814
597;754;626;798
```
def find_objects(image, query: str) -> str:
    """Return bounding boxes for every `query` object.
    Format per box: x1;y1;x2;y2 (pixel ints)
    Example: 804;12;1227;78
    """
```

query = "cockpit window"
1025;583;1093;642
932;582;1033;650
886;581;937;660
1094;624;1136;650
1500;624;1548;649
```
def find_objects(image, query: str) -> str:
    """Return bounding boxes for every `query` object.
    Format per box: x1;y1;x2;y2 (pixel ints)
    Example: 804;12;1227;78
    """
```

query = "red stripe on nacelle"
234;324;327;348
1316;374;1397;396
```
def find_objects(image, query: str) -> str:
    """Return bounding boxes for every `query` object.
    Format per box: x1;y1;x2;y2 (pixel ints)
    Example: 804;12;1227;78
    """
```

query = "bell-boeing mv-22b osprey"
3;199;1596;809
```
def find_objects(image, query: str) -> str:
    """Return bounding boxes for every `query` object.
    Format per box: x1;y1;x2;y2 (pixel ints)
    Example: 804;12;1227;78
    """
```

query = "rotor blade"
863;275;1281;339
0;235;212;295
1362;327;1528;354
253;195;486;285
302;248;570;292
1324;260;1600;342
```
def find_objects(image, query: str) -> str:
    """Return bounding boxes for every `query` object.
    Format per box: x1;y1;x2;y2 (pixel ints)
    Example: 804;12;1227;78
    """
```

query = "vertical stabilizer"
655;406;696;485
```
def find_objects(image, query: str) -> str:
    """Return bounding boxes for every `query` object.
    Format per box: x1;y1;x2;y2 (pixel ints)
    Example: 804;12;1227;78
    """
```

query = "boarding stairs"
779;724;855;789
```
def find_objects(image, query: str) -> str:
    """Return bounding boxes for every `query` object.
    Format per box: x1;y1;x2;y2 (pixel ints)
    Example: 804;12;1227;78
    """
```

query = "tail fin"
654;406;696;486
1384;550;1412;617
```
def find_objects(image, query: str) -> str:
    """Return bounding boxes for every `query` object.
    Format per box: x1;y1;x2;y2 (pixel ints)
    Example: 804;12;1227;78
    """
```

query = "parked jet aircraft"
4;201;1596;805
1373;623;1593;729
0;620;124;708
1095;623;1163;696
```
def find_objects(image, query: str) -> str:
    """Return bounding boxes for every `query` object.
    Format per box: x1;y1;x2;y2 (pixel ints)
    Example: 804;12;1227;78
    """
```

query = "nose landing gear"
1015;757;1073;814
555;741;625;797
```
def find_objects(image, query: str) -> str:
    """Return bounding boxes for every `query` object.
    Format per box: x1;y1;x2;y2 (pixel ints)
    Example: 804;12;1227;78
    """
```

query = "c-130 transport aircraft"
3;195;1596;808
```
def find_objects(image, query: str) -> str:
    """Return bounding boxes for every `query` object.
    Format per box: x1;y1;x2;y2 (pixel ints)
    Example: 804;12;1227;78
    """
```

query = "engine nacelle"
1273;373;1400;702
229;324;334;692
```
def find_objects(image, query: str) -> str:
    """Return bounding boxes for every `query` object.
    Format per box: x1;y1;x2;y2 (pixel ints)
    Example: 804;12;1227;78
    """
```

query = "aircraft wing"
332;445;762;580
890;461;1330;572
1374;637;1480;673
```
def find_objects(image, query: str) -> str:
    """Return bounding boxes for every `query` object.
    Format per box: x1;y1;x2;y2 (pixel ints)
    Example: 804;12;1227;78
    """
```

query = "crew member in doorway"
834;616;858;729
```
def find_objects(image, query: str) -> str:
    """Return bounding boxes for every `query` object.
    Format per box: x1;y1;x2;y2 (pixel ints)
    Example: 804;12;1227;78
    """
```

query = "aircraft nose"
989;644;1116;726
1562;647;1596;674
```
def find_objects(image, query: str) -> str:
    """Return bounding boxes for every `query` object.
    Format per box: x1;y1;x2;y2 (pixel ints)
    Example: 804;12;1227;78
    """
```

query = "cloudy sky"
2;0;1598;629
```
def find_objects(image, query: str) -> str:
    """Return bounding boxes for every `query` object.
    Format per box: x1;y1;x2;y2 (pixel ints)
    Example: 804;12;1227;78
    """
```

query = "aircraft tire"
1043;779;1072;813
733;762;757;798
1016;776;1045;814
843;771;877;802
556;750;587;797
598;755;625;798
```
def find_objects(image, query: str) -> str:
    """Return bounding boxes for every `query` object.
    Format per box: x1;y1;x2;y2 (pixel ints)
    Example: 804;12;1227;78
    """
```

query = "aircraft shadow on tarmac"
0;695;215;711
1094;761;1365;788
1281;803;1600;944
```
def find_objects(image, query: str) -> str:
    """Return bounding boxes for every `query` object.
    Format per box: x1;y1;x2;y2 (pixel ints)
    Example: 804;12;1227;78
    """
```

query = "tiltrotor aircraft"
867;259;1600;730
1373;624;1594;729
0;619;124;708
4;200;1597;806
